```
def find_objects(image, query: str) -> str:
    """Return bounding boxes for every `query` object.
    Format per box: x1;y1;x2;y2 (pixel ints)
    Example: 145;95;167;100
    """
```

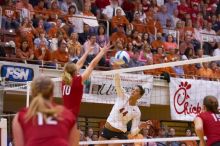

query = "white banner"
83;73;154;106
169;77;220;121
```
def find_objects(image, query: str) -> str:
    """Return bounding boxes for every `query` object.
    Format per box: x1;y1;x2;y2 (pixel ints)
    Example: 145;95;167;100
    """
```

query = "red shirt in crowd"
95;0;110;10
18;107;75;146
62;75;84;117
198;111;220;146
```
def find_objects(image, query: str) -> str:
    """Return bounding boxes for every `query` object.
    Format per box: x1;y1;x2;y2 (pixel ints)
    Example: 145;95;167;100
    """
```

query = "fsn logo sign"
1;65;34;82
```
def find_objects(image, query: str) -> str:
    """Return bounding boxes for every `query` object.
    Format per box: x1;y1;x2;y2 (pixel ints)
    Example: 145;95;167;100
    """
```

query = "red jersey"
62;75;83;117
18;107;75;146
198;111;220;146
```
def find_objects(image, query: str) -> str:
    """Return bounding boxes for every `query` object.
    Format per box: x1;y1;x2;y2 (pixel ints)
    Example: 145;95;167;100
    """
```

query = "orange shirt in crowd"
51;49;69;63
16;47;33;60
163;42;178;52
16;1;34;18
166;54;179;62
151;40;163;49
111;16;129;29
153;54;164;64
184;26;195;36
183;64;197;78
128;134;144;146
110;32;128;45
146;20;163;35
182;140;198;146
34;6;50;20
131;20;145;33
48;26;67;39
48;8;64;22
197;67;213;79
34;46;51;61
211;69;220;80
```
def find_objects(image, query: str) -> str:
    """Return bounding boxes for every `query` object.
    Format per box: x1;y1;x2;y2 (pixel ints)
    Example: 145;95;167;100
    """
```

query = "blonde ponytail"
25;94;58;122
62;71;72;85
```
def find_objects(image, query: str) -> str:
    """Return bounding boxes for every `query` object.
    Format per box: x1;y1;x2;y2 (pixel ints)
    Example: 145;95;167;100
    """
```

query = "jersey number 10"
63;85;71;96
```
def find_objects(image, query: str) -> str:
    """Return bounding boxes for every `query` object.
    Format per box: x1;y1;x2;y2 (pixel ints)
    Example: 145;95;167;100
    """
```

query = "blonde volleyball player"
97;63;152;146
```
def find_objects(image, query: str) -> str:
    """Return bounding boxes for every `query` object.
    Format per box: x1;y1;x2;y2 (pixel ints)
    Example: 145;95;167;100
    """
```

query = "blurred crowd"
0;0;220;80
80;126;199;146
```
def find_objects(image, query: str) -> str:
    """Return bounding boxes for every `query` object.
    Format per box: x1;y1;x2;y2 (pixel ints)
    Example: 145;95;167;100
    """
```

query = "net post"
26;81;31;107
0;118;7;146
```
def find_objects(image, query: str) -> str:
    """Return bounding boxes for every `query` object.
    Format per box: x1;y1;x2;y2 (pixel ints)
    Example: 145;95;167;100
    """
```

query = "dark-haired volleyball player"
97;63;152;146
194;95;220;146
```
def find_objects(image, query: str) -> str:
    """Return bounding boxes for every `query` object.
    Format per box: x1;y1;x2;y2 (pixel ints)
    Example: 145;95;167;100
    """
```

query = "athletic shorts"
100;127;128;140
212;141;220;146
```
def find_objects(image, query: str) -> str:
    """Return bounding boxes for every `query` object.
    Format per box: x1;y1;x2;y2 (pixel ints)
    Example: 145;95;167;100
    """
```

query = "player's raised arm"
76;42;93;70
81;43;111;82
112;63;125;98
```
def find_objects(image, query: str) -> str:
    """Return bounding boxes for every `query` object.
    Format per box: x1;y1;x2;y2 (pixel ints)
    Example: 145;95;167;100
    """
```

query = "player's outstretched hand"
101;42;112;53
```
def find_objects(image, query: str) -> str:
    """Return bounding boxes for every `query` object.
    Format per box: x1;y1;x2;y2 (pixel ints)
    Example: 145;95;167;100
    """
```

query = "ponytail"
203;96;220;114
62;71;72;85
25;94;58;122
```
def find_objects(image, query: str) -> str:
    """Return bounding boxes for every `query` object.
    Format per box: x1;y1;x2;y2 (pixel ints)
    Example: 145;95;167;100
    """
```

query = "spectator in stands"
143;33;150;44
34;30;49;48
142;127;157;146
156;127;168;146
59;0;78;14
95;0;110;12
167;48;179;62
16;39;34;60
128;49;145;67
155;5;174;28
153;47;166;64
2;0;19;30
134;3;146;24
182;47;195;60
213;42;220;57
102;0;125;21
196;62;213;80
163;34;178;53
182;129;197;146
18;17;36;45
79;23;91;44
64;5;83;34
83;2;95;16
138;43;153;64
83;33;105;66
211;15;220;33
132;32;144;50
175;20;185;41
210;61;220;80
48;0;64;23
171;9;180;27
151;33;164;50
111;8;129;32
16;0;35;19
203;40;217;56
184;19;195;37
48;19;67;39
201;22;216;35
179;35;194;55
126;42;134;57
131;12;146;33
167;128;181;146
67;32;82;62
86;128;94;141
165;0;178;15
145;16;163;41
34;41;51;62
121;0;135;22
51;39;69;64
96;25;109;48
33;0;49;24
177;0;190;20
110;24;128;46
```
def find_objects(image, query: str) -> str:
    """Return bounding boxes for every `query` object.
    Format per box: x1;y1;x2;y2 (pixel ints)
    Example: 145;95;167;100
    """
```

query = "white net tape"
79;136;204;145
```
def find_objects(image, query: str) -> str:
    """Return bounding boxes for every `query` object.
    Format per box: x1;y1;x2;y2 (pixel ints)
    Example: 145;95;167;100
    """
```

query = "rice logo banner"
169;78;220;121
0;61;39;82
85;73;154;106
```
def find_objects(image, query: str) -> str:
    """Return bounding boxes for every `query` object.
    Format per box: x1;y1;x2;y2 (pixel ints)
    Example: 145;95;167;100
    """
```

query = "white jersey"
107;94;141;134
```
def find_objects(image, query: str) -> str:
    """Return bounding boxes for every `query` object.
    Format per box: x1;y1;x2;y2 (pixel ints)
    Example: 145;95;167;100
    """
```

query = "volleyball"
115;51;130;64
